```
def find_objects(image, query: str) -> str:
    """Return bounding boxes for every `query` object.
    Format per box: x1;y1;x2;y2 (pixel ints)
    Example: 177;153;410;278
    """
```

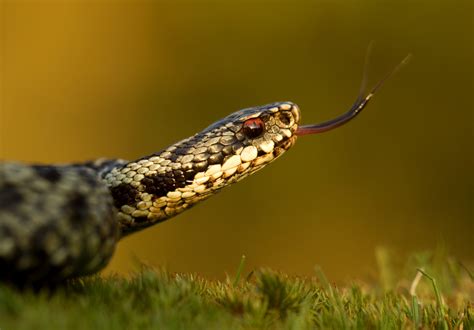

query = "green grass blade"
233;255;246;287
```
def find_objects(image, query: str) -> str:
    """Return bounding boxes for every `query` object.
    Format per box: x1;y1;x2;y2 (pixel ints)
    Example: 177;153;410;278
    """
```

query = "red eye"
242;118;265;138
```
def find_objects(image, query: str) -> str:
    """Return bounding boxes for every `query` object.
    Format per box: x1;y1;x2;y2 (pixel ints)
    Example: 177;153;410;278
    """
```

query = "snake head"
106;101;302;233
195;102;301;180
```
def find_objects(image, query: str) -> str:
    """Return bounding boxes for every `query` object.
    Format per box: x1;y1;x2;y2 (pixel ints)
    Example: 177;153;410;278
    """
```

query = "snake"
0;54;409;287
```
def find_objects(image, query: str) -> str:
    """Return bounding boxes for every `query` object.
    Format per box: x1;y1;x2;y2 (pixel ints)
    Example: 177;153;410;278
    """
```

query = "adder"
0;54;409;286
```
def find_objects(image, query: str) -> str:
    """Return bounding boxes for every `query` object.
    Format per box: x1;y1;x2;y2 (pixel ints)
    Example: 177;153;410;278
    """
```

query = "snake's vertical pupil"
242;118;265;138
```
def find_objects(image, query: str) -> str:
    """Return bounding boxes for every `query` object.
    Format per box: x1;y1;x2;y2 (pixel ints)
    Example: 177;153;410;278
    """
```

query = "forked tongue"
296;47;411;136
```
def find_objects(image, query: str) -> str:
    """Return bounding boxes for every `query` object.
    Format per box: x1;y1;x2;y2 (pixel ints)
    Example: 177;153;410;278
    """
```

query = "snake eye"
242;118;265;138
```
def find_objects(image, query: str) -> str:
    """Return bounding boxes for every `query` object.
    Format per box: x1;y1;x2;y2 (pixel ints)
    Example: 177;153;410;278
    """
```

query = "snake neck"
103;136;289;236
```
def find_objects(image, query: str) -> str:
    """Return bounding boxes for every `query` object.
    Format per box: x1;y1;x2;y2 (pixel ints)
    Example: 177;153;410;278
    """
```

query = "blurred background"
0;0;472;281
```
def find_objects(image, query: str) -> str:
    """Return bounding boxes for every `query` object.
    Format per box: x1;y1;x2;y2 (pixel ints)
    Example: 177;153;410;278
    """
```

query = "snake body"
0;102;300;286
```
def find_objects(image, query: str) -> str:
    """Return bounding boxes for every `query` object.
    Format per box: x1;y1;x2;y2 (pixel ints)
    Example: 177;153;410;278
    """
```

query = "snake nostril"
276;111;295;127
280;112;292;125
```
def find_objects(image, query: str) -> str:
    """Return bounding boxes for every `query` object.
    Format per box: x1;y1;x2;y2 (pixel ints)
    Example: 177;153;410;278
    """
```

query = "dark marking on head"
110;183;139;208
33;166;61;183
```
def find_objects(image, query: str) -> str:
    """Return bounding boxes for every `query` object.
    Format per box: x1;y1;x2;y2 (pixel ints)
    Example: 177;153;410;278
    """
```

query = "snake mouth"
296;52;411;136
273;134;297;152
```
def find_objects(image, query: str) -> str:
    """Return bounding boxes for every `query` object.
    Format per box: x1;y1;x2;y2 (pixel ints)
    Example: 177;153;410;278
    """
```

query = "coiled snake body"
0;55;408;286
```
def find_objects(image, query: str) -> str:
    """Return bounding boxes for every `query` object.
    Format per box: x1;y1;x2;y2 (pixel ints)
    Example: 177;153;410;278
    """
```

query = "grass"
0;249;472;329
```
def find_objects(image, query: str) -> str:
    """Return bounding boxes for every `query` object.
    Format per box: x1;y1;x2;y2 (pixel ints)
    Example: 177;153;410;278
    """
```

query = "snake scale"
0;55;409;287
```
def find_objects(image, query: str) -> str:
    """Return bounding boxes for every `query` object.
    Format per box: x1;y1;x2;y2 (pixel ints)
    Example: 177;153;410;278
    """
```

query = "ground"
0;250;472;329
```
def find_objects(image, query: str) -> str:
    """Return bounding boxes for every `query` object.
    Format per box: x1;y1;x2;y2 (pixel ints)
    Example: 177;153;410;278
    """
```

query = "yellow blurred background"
0;0;472;281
